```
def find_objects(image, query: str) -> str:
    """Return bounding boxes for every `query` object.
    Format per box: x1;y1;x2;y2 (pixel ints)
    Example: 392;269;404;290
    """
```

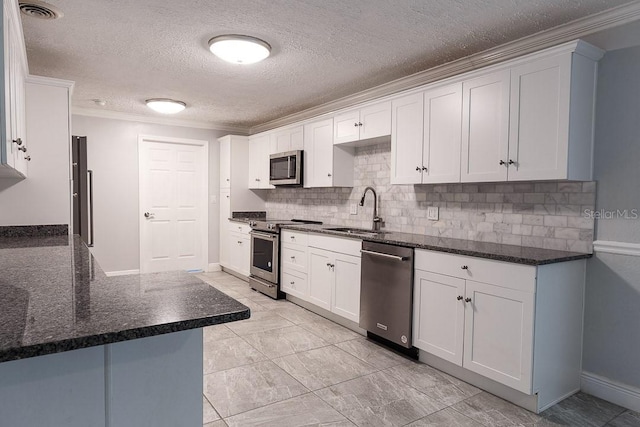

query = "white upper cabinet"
461;70;511;183
219;136;231;188
391;83;463;185
1;0;28;179
271;125;303;154
508;56;569;181
248;133;273;189
334;100;391;144
304;118;354;188
423;83;463;183
390;93;424;184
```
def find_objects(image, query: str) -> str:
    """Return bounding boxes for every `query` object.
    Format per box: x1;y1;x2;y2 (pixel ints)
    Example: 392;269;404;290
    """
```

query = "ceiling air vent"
19;1;63;20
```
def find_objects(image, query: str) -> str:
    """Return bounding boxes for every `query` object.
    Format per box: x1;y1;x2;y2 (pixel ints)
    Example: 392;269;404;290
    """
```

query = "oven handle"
250;231;277;240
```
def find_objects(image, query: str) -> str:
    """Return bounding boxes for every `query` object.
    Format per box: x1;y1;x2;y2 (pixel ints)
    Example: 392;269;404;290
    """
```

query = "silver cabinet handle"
13;138;22;146
144;212;155;218
24;155;31;161
416;166;421;171
465;297;472;303
18;146;27;152
457;295;463;301
360;249;407;261
327;173;332;177
237;241;242;244
461;265;469;270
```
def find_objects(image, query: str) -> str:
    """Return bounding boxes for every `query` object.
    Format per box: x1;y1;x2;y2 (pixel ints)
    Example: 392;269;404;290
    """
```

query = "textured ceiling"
21;0;630;129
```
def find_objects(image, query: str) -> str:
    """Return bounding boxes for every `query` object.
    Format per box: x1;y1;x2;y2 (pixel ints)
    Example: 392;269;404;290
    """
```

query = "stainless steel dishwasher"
360;241;414;350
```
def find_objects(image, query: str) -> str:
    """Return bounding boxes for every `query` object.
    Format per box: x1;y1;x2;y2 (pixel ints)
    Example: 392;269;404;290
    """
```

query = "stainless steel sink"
324;227;385;237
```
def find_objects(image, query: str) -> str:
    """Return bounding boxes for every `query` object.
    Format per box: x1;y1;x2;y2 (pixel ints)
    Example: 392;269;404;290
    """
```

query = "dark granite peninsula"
0;230;249;427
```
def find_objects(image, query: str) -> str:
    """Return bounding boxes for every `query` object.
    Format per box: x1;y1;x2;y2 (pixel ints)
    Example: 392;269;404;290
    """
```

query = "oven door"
250;231;279;283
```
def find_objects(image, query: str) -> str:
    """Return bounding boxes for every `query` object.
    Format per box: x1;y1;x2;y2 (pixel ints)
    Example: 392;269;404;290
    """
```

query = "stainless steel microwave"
269;150;303;186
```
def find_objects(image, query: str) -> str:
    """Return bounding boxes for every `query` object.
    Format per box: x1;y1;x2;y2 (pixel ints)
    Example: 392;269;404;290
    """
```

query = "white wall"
72;115;226;274
583;46;640;399
0;81;71;226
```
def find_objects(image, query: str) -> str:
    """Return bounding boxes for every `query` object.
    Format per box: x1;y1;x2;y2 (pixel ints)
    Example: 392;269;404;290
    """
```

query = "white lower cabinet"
281;231;361;323
414;248;586;413
308;247;333;311
223;221;250;277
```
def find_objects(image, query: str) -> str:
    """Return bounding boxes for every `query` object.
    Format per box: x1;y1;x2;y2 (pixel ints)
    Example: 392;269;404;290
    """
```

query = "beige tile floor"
197;271;638;427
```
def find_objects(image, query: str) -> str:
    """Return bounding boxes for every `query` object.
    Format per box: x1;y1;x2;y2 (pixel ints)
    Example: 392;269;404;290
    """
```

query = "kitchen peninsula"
0;227;249;427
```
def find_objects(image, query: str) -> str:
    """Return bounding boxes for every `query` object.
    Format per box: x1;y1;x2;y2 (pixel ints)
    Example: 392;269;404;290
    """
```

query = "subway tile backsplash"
266;142;596;253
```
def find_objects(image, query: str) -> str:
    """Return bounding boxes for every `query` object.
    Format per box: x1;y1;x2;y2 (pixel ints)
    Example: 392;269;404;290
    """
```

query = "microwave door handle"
287;157;292;178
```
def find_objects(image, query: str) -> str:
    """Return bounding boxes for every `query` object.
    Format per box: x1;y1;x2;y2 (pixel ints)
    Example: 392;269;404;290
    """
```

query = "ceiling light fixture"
145;98;186;114
208;35;271;65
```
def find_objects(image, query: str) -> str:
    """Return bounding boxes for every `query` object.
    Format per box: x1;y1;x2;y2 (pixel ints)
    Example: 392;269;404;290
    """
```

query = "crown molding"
250;1;640;134
26;75;75;90
72;107;250;134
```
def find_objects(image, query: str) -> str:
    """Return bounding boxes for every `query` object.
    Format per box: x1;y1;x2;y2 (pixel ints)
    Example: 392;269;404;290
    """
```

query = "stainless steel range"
248;219;321;299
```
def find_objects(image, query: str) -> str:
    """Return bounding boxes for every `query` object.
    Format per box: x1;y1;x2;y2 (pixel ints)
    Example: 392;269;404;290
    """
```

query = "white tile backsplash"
266;141;595;252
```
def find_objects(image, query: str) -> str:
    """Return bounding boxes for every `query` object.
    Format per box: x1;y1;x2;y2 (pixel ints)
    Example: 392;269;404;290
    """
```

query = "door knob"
144;212;155;218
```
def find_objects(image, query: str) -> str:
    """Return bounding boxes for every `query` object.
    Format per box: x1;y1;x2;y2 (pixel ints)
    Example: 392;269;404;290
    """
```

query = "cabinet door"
463;280;534;394
333;109;360;144
461;70;510;182
237;234;251;276
413;270;465;366
219;137;231;188
304;118;334;188
423;83;462;184
508;55;571;181
219;191;231;267
359;101;391;141
247;134;272;189
307;248;333;311
289;126;304;150
390;93;424;184
331;253;361;323
281;271;308;300
272;129;291;153
228;233;245;274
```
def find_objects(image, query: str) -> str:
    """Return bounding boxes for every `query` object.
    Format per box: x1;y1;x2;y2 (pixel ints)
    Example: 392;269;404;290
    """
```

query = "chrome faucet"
359;186;382;231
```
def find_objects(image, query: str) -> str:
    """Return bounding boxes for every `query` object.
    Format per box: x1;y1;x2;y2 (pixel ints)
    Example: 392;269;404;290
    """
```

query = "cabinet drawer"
415;249;536;293
282;230;308;246
308;233;361;257
281;270;308;300
228;222;251;235
281;245;307;274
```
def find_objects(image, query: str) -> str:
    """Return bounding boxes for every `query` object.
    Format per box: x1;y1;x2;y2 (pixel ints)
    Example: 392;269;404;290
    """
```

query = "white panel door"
359;101;391;140
463;280;534;393
413;270;465;366
461;70;510;182
508;55;571;181
333;109;360;144
140;137;207;273
307;248;333;311
304;118;334;188
331;253;361;323
390;93;424;184
423;83;463;184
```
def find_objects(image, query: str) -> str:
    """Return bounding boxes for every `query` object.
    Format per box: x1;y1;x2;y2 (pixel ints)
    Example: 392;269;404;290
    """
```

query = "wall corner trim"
105;269;140;277
593;240;640;257
207;263;222;272
581;371;640;412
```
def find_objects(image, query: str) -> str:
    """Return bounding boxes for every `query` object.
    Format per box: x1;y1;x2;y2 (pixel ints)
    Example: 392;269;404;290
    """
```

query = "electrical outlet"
350;203;358;215
427;206;439;220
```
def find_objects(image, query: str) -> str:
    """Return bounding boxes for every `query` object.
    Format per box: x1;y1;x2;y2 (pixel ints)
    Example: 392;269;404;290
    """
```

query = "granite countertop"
0;235;249;363
280;224;591;265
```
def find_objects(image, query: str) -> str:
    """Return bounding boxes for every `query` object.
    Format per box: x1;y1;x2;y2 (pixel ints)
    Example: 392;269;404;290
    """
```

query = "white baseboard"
105;269;140;277
207;263;221;272
581;371;640;412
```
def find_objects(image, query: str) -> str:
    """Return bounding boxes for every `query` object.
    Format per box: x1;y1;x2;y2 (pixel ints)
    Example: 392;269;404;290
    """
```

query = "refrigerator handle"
87;170;94;247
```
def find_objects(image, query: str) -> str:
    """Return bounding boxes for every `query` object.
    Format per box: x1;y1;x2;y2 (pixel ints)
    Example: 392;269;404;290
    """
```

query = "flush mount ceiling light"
208;35;271;65
145;98;186;114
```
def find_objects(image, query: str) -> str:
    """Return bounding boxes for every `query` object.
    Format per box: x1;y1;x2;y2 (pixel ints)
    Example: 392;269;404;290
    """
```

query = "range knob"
268;223;275;230
249;221;256;227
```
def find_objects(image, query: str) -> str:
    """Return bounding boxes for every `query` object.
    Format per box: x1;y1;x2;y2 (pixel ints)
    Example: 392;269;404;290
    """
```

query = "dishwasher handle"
360;249;407;261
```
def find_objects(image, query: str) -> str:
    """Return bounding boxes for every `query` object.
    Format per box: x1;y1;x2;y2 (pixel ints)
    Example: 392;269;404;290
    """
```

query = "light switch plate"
427;206;439;220
350;203;358;215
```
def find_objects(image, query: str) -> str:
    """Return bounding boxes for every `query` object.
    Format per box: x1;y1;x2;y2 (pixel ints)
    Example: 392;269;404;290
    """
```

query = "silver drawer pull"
360;249;407;261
